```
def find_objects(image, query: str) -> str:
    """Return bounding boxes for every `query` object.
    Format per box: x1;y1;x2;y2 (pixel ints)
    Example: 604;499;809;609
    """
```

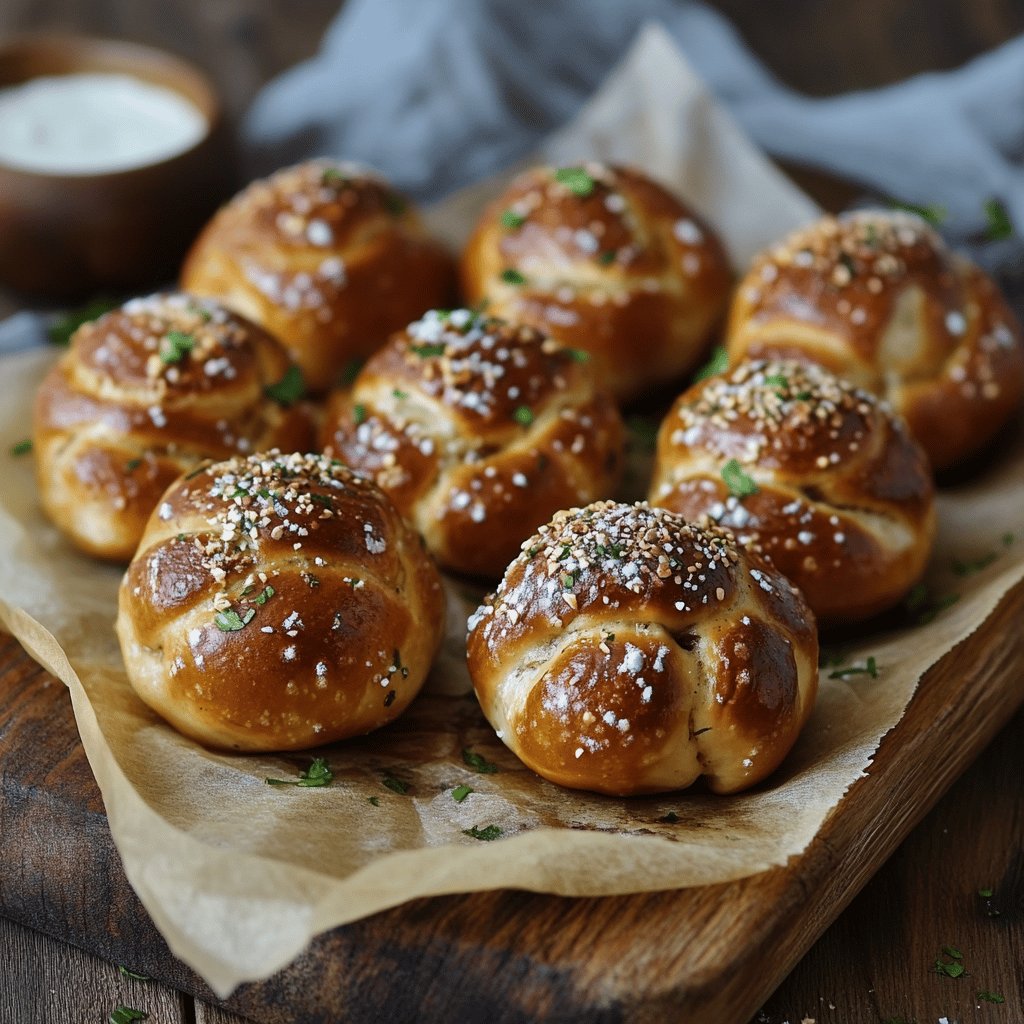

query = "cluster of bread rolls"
30;158;1023;796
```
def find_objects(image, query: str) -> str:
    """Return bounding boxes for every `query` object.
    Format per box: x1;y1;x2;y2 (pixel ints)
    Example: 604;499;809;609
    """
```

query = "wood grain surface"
1;2;1023;1022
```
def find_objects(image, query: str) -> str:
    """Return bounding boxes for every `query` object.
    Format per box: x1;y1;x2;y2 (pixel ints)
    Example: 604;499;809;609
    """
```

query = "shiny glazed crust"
116;451;446;751
467;501;818;795
33;293;314;562
460;163;732;403
181;160;456;392
322;309;625;578
648;359;936;622
725;209;1024;470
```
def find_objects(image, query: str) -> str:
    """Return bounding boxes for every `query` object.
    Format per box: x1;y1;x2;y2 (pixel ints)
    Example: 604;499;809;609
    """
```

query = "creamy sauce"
0;73;207;175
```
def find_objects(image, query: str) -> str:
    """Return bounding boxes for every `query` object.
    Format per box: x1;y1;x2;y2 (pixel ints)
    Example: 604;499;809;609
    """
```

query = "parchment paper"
2;23;1024;998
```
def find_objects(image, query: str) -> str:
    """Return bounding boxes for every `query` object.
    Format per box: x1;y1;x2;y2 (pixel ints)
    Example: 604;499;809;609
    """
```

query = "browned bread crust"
33;293;314;562
460;163;732;403
181;160;456;392
116;451;445;751
649;359;936;623
322;309;625;579
726;209;1024;470
467;500;817;795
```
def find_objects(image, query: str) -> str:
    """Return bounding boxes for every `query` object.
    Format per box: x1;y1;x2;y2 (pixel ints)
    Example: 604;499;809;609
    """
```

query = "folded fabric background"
245;0;1024;276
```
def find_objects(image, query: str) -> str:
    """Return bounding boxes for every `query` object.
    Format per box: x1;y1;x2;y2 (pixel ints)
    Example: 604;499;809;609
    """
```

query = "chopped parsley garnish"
353;403;367;425
186;301;213;322
560;572;575;589
890;200;947;226
48;296;118;346
451;785;473;803
368;796;381;806
501;268;527;285
597;249;617;265
9;439;32;456
462;749;499;774
321;167;349;187
110;1008;148;1024
117;966;150;981
463;824;502;841
693;345;729;382
500;209;526;229
763;373;788;390
906;584;960;624
411;342;446;358
513;405;534;426
264;365;306;406
384;193;407;216
1002;532;1015;547
566;348;591;362
252;585;275;605
392;388;409;399
978;887;994;898
341;358;364;385
382;774;410;794
983;197;1013;242
977;991;1005;1004
933;944;965;978
214;608;255;632
160;330;195;364
265;757;334;788
942;945;963;959
951;552;997;576
554;166;596;197
722;458;758;498
309;494;334;509
828;656;878;680
124;458;142;473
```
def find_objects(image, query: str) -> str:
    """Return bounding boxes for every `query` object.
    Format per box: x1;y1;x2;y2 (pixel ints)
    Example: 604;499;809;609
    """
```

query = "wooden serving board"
1;578;1022;1024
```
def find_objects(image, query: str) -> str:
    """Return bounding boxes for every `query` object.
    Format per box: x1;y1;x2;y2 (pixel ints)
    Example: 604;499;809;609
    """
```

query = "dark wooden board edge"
1;578;1023;1024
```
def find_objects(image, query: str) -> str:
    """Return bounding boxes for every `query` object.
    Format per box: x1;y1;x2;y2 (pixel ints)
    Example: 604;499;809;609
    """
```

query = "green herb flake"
341;358;364;385
977;990;1005;1004
828;656;879;680
367;796;381;806
978;887;994;898
392;388;409;399
110;1006;148;1024
451;785;474;803
264;365;306;406
597;249;617;265
952;552;997;577
253;585;275;605
160;330;195;364
722;458;759;498
561;572;575;589
942;945;963;960
983;197;1013;242
117;966;150;981
124;457;142;473
513;405;534;426
626;414;659;454
554;166;596;197
693;345;729;382
9;439;32;457
48;296;119;346
500;209;526;229
266;756;333;788
463;824;503;842
891;200;948;227
353;403;367;425
383;774;410;794
462;749;499;774
566;348;591;362
411;342;446;358
763;373;788;390
501;268;527;285
321;167;349;187
214;609;248;632
384;193;407;217
1001;532;1015;547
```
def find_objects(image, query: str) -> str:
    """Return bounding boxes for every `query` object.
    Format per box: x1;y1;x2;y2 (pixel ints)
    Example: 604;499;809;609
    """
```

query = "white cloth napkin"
244;0;1024;274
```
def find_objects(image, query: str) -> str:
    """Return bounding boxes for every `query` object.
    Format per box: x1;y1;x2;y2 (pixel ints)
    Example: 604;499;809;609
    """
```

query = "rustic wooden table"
1;2;1023;1022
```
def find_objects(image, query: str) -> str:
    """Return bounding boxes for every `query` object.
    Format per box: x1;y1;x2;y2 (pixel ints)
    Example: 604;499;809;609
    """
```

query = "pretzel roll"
460;163;731;403
467;501;817;796
726;209;1024;470
181;160;455;392
116;451;445;751
649;359;935;622
33;293;314;562
322;308;625;579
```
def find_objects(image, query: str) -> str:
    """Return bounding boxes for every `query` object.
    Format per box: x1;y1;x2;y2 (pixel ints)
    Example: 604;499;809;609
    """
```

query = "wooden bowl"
0;35;235;300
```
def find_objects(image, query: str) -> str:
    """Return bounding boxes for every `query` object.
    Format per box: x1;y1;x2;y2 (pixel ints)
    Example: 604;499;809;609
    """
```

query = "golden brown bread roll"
648;359;936;623
116;451;445;751
181;159;455;393
460;163;732;403
467;500;818;795
322;308;625;579
726;209;1024;470
33;293;314;562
